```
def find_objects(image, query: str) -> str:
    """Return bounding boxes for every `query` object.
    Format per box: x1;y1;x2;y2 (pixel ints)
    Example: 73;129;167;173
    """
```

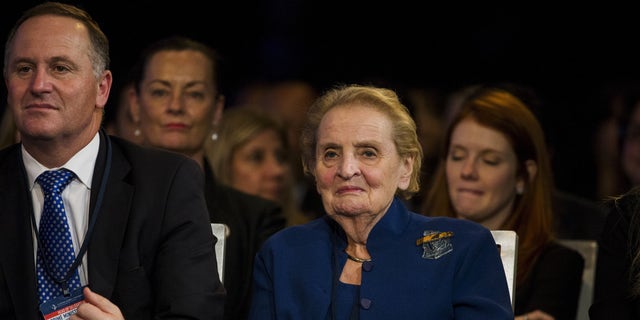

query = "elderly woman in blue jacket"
248;84;513;319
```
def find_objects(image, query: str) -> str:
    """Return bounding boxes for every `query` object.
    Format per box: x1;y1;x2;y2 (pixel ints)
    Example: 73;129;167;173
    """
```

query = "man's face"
4;15;108;146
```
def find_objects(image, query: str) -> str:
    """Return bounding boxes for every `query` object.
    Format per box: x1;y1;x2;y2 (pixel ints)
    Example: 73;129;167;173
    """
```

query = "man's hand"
70;287;124;320
516;309;555;320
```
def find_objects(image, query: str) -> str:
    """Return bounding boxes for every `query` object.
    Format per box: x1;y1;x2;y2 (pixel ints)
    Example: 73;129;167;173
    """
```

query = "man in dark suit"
0;2;224;319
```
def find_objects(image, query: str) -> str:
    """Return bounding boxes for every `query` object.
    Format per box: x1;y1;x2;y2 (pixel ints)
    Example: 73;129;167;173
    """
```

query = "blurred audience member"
593;86;626;199
128;36;285;320
422;85;584;320
231;80;271;109
0;107;20;149
104;80;144;144
442;84;481;126
254;79;325;219
400;86;446;211
590;185;640;318
206;106;310;226
594;86;640;200
620;98;640;190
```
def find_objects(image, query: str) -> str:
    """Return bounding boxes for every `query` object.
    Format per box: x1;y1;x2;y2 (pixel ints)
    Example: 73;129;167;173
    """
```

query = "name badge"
40;286;86;320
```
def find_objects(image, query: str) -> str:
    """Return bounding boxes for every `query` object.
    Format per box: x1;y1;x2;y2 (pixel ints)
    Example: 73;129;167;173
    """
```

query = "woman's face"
132;50;221;157
313;104;413;218
230;129;291;202
445;118;523;228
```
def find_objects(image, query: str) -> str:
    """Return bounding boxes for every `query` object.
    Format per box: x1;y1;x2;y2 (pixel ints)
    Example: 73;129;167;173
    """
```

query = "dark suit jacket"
514;241;584;320
0;133;225;319
203;161;285;320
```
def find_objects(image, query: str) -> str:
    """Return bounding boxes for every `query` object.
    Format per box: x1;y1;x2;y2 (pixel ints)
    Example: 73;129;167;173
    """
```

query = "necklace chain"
345;251;371;263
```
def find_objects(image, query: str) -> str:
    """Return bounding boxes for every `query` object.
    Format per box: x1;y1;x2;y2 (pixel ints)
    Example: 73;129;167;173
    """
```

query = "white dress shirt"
24;132;100;286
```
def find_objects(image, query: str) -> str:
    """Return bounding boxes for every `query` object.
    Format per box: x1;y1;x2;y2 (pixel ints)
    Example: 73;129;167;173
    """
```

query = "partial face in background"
131;50;221;156
622;102;640;186
313;104;413;218
445;118;523;228
264;82;316;178
106;82;143;144
5;15;109;142
230;128;291;202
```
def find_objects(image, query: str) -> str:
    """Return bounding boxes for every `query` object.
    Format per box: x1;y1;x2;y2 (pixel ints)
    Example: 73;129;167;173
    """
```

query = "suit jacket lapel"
87;134;133;298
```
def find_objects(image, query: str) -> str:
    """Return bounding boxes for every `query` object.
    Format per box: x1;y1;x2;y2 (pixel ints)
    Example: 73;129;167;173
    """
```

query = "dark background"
3;1;639;200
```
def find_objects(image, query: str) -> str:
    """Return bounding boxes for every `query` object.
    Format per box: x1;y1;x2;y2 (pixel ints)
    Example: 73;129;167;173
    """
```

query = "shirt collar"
22;132;100;190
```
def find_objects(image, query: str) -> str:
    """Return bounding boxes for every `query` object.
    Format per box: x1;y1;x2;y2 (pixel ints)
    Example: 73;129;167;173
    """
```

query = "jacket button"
360;298;372;309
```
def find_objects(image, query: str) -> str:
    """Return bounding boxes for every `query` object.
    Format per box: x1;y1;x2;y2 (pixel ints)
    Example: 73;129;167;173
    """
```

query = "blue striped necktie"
36;168;82;303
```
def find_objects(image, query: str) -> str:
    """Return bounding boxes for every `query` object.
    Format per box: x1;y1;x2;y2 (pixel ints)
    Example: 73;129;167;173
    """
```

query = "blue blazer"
249;198;513;319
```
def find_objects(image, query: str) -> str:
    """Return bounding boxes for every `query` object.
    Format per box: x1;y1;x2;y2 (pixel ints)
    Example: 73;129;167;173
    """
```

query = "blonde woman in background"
207;106;310;226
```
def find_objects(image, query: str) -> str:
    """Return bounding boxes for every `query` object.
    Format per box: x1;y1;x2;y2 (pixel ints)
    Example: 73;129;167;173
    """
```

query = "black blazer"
590;189;640;319
203;160;285;320
515;241;584;320
0;133;225;319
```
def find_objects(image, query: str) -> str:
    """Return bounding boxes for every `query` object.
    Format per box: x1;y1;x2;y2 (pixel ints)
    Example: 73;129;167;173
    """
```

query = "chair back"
558;239;597;320
490;230;518;308
211;223;230;284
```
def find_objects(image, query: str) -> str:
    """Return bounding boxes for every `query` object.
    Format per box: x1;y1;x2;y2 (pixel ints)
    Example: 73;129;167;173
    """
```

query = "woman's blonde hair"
206;106;308;226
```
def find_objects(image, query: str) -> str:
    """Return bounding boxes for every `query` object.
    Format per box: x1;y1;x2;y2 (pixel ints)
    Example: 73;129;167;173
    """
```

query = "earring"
516;186;524;195
211;132;218;141
134;128;141;137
